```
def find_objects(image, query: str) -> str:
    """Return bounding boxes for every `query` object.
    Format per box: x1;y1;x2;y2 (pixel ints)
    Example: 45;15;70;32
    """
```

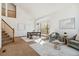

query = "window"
2;3;6;16
7;3;16;18
1;3;16;18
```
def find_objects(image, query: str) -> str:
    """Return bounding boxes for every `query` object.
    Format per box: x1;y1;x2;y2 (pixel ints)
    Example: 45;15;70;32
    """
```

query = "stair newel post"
13;28;14;42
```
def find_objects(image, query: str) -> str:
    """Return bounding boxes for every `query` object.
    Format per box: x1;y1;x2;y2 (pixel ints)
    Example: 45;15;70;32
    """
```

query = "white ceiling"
15;3;78;19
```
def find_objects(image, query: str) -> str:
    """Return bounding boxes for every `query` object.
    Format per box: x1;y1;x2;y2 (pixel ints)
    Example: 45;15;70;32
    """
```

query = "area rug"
22;37;79;56
30;41;79;56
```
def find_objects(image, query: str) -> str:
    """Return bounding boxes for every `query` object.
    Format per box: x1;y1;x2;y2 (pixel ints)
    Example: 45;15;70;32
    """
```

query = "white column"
0;3;2;49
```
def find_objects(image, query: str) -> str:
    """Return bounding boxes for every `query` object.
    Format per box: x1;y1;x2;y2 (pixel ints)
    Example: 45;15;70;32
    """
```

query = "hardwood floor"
0;37;39;56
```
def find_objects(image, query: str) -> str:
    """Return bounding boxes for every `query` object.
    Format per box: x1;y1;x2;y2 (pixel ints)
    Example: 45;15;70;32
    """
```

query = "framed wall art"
59;17;75;29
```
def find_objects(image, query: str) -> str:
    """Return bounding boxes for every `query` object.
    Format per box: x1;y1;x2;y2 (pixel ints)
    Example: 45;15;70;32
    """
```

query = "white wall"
0;3;2;48
36;4;79;37
1;3;79;38
2;4;34;37
49;4;79;37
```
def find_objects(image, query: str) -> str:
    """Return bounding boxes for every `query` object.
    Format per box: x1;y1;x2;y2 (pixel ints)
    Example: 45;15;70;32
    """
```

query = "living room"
0;3;79;56
21;3;79;56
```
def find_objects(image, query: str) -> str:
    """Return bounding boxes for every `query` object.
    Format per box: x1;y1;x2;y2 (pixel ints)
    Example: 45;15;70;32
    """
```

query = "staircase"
1;19;14;46
2;30;14;46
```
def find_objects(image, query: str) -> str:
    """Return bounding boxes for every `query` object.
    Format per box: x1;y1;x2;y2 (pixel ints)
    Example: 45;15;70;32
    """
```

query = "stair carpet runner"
2;31;14;46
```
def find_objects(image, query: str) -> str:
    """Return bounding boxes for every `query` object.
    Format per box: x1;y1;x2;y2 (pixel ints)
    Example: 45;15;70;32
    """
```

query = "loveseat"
68;34;79;50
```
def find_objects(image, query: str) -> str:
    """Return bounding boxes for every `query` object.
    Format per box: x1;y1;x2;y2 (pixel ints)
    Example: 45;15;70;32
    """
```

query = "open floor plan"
0;3;79;56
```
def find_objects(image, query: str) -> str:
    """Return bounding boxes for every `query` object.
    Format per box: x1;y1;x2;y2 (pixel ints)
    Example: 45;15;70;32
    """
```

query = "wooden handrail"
1;19;14;30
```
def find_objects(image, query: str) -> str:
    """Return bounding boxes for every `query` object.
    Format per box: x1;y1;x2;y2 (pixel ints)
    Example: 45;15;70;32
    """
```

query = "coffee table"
52;40;64;50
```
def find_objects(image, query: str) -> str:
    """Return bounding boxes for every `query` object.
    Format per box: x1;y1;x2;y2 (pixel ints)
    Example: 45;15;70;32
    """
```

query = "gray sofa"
67;35;79;50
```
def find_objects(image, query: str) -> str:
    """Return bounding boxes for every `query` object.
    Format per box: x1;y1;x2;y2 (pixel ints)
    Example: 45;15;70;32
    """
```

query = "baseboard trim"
14;36;26;38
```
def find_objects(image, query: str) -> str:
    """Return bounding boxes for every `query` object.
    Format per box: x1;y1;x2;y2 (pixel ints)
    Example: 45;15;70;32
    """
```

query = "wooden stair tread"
2;38;12;41
2;31;5;33
2;39;13;46
2;35;9;38
2;33;8;35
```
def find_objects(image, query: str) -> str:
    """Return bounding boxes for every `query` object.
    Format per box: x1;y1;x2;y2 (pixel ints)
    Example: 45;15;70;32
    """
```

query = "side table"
63;36;69;45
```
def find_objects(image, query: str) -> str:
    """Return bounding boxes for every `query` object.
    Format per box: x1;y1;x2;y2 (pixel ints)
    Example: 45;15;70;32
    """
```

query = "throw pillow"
76;33;79;41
